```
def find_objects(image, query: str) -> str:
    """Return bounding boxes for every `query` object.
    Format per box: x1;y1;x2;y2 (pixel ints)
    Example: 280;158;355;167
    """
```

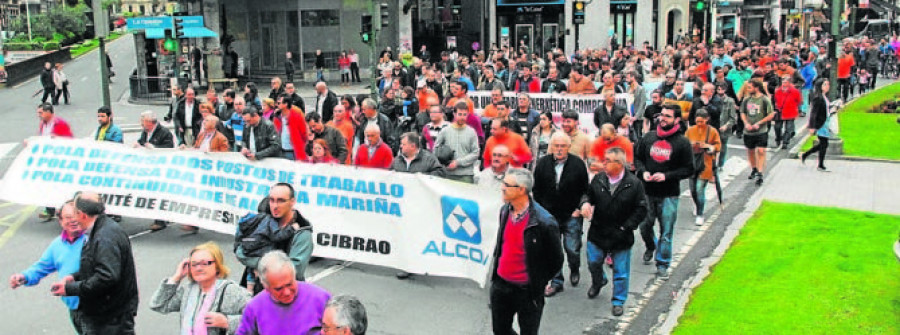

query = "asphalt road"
0;37;894;334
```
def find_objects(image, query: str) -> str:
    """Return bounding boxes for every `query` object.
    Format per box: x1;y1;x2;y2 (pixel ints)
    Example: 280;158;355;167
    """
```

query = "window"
301;10;340;27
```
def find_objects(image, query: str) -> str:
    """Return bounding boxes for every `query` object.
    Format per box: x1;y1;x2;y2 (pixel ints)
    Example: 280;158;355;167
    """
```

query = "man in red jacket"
273;94;308;161
773;75;801;150
35;103;73;220
354;123;393;169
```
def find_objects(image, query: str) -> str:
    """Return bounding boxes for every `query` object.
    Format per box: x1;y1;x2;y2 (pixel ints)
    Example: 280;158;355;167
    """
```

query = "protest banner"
468;91;634;135
0;137;504;286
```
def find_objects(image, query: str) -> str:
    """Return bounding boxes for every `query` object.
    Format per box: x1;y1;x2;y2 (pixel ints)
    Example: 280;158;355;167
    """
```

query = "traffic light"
380;2;390;28
164;38;178;52
173;17;186;38
694;0;707;11
361;14;373;44
573;1;585;24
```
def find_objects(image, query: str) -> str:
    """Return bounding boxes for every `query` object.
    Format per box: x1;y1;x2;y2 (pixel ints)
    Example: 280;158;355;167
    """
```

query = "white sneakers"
695;215;704;226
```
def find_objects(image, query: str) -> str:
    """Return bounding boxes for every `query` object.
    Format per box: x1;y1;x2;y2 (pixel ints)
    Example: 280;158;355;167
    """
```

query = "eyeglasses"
191;260;215;268
502;182;521;188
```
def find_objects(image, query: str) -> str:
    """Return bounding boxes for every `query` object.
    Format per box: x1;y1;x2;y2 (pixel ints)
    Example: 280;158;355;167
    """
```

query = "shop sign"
611;3;636;13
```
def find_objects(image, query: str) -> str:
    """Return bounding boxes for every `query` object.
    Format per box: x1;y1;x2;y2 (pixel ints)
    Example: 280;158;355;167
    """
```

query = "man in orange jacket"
483;119;532;168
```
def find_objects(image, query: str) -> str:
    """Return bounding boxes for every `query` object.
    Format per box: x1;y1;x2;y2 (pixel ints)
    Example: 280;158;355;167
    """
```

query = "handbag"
692;128;711;176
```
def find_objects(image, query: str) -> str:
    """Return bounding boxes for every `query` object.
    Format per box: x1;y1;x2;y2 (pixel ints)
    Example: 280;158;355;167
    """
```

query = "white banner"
469;91;634;135
0;137;504;286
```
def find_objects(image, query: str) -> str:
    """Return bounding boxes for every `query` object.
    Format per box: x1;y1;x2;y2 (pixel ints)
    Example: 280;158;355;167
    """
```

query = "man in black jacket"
593;93;627;130
580;147;648;316
491;168;564;335
285;52;295;83
634;104;693;278
51;192;138;334
305;111;348;163
314;82;339;122
136;111;175;149
532;133;589;297
283;82;306;114
240;108;281;160
356;98;397;152
40;62;56;103
174;87;202;146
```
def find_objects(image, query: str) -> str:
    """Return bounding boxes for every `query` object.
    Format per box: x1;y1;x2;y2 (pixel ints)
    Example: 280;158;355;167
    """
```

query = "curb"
652;162;776;334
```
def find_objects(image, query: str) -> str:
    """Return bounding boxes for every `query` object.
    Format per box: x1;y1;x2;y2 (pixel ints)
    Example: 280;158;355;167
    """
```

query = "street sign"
179;16;205;28
127;16;174;30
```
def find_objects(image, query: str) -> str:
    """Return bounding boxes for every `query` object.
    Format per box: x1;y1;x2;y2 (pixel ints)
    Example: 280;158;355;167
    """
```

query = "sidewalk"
759;159;900;216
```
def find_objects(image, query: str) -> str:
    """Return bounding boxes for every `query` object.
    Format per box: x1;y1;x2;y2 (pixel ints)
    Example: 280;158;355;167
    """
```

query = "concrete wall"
1;48;71;87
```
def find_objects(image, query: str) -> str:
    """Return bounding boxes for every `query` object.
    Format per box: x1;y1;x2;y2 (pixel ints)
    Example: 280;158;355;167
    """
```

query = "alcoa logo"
422;196;488;265
441;196;481;244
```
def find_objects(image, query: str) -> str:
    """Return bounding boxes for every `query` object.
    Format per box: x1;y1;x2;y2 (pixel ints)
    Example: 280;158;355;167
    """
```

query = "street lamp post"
828;0;844;100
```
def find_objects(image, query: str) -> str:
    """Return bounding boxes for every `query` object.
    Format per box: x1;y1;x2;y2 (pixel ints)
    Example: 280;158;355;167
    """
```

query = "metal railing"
128;74;188;104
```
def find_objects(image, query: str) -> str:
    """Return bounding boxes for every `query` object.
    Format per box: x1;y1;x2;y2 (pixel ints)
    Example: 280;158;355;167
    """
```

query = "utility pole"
368;1;378;97
829;0;844;100
94;0;111;107
25;1;32;42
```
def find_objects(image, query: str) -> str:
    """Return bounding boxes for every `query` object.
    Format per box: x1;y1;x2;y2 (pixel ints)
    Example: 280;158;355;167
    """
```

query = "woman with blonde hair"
261;98;277;121
150;242;251;335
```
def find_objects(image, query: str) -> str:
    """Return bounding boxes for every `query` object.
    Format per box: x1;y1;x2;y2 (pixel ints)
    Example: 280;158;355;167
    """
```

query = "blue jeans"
639;196;679;269
586;242;631;306
690;178;710;216
550;216;583;287
316;69;325;82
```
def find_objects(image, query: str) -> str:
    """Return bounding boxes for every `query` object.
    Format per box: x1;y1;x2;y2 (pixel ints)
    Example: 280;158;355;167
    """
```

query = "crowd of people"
17;26;876;333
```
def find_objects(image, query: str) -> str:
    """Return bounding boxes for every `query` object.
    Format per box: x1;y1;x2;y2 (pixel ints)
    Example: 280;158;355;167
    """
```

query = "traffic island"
794;82;900;161
672;202;900;334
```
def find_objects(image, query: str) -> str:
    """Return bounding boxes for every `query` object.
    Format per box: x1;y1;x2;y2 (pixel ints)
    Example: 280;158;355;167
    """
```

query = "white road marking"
128;230;154;239
308;261;354;283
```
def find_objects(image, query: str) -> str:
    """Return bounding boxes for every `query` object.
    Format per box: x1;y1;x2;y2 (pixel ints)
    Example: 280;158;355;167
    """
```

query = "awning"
145;28;166;39
181;27;218;38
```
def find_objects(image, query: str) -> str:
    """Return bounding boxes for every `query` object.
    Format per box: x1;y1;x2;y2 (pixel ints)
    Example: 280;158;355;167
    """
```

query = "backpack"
234;212;269;254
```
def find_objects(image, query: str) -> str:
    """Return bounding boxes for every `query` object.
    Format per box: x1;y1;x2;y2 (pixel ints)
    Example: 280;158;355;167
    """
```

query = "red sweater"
273;107;308;161
774;86;802;120
497;211;530;284
39;117;73;138
354;141;393;169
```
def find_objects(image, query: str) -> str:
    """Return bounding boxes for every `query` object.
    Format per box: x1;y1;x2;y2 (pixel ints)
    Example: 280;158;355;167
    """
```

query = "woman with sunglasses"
151;242;251;335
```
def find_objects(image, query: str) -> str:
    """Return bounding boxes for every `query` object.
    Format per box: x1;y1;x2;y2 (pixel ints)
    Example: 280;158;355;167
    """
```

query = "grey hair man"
321;295;368;335
237;250;331;334
490;168;564;335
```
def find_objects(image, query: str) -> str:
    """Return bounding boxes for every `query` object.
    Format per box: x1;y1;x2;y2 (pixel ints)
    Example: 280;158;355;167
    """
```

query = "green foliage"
3;43;37;51
42;42;61;51
7;4;87;41
674;202;900;335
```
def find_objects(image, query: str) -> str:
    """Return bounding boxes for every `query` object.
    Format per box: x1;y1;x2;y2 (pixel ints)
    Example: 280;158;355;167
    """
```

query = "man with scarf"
634;104;693;278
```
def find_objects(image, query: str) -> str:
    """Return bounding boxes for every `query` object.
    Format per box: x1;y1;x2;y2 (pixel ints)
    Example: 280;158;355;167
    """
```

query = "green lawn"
802;82;900;160
70;32;123;58
674;202;900;335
